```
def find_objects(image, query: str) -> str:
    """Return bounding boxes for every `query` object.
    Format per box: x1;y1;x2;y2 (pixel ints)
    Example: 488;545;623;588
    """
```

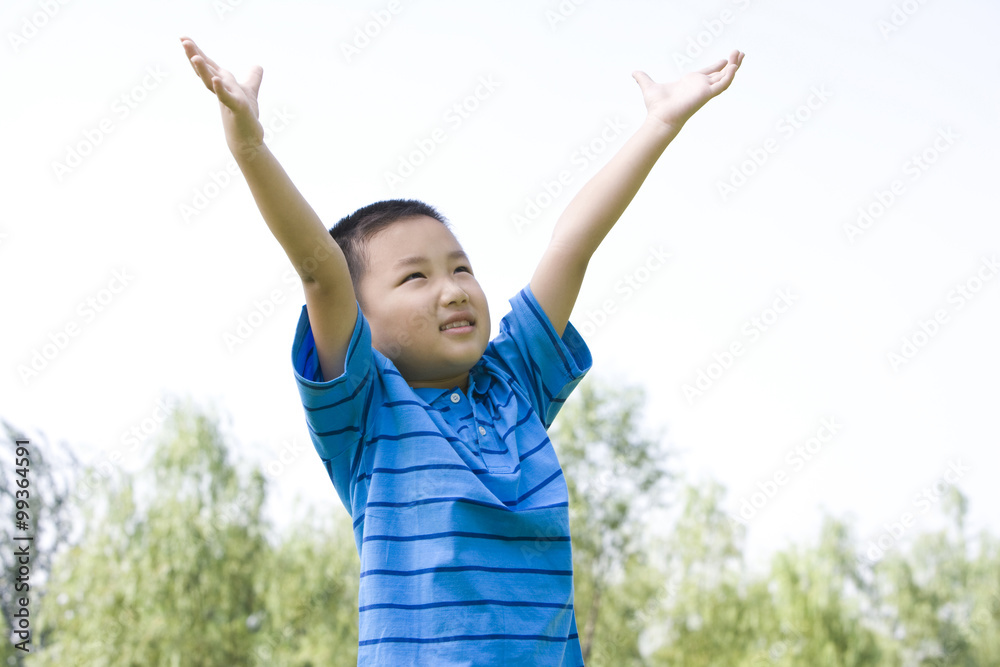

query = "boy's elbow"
544;240;592;276
293;240;351;287
301;273;356;309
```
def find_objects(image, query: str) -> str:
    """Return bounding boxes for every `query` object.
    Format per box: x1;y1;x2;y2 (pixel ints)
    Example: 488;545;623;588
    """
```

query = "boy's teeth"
441;320;470;331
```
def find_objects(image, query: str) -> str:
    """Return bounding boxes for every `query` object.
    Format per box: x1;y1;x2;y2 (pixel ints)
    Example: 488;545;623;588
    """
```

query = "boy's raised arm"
181;37;356;381
530;50;744;337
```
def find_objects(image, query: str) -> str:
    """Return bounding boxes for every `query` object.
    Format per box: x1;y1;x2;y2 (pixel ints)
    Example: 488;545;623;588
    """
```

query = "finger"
181;37;222;73
697;59;728;76
181;38;202;76
243;65;264;99
707;62;736;83
709;62;739;94
181;37;206;69
212;76;243;112
708;52;743;91
632;70;656;92
189;55;219;93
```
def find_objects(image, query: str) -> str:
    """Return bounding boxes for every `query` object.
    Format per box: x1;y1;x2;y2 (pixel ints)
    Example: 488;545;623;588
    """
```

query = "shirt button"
450;393;460;403
478;426;486;436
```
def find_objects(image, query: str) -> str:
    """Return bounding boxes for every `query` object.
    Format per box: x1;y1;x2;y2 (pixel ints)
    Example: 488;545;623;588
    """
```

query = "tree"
647;483;893;666
763;517;888;666
16;387;1000;666
647;480;762;666
252;509;360;666
32;402;269;665
869;486;1000;666
552;378;673;664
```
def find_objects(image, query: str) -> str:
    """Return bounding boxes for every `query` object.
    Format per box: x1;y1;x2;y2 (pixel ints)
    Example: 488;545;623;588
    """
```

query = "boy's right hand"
181;37;265;160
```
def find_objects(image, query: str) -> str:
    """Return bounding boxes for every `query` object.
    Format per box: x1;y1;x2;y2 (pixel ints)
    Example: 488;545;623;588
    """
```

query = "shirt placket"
446;390;481;461
470;402;512;474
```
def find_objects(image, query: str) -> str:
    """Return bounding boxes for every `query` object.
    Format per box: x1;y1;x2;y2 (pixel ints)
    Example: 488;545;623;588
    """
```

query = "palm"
634;50;744;129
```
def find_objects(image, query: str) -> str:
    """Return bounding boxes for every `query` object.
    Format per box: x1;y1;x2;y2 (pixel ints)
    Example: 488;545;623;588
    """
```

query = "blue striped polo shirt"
291;285;592;666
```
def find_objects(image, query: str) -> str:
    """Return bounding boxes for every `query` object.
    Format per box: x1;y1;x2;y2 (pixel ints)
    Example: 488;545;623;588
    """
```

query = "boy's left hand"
633;50;744;132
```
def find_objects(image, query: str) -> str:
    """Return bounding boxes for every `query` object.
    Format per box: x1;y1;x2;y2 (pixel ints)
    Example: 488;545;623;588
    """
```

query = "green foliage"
29;402;364;667
33;403;269;666
11;383;1000;666
643;481;1000;667
553;378;672;664
869;487;1000;666
551;379;1000;666
251;511;359;666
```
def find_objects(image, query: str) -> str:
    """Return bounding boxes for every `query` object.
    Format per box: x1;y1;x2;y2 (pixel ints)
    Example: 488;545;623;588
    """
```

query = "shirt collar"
470;361;492;396
409;363;492;403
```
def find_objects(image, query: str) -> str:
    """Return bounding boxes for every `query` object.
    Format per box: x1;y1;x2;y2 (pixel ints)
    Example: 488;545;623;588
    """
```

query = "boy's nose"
440;278;469;306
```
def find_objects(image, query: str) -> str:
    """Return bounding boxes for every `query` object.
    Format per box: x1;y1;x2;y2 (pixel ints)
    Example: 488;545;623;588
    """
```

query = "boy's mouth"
440;314;475;332
441;320;472;331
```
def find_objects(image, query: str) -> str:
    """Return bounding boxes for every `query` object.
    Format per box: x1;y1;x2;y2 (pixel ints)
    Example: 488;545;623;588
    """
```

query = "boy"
182;36;742;665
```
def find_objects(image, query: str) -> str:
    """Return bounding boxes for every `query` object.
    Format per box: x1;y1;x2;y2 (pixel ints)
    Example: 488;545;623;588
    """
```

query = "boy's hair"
329;199;450;296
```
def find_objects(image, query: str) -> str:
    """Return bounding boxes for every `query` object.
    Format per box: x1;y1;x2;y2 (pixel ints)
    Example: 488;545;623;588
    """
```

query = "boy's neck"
409;371;470;393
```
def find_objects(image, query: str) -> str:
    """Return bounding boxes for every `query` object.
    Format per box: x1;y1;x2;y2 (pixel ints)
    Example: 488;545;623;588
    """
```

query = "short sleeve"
291;301;376;513
483;285;593;429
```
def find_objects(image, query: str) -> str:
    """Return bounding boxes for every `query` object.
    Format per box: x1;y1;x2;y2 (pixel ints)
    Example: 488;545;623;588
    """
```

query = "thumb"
244;65;264;98
632;70;655;92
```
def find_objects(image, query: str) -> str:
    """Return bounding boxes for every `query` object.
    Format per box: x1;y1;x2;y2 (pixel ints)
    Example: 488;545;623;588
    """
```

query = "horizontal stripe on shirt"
291;285;592;666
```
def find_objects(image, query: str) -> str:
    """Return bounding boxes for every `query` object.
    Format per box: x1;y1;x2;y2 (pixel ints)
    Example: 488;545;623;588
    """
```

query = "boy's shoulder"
291;284;592;416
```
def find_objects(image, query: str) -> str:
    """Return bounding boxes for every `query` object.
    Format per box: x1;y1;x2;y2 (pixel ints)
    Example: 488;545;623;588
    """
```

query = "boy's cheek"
404;307;441;335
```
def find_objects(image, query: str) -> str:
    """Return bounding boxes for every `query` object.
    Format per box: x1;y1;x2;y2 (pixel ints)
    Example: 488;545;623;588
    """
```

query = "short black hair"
329;199;450;294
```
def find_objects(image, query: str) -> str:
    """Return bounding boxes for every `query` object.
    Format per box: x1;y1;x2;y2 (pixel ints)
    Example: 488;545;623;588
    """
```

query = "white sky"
2;0;998;567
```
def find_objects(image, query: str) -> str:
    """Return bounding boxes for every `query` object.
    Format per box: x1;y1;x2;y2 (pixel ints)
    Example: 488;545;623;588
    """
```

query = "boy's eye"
455;266;471;274
402;272;425;283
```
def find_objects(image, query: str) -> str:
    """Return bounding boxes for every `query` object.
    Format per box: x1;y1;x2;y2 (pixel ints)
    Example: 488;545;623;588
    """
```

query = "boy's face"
356;215;491;390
